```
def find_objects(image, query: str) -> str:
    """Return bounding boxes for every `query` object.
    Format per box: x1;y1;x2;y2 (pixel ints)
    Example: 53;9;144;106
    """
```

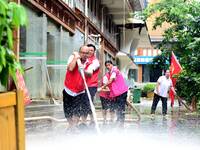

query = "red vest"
85;56;100;87
109;66;128;97
99;73;110;99
64;64;85;93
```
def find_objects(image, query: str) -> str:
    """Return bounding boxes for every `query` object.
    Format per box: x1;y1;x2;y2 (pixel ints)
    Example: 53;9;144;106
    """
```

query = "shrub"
143;83;156;94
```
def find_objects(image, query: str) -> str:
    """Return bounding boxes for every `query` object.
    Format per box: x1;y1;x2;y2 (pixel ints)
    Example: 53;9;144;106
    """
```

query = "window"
66;0;74;8
62;0;68;4
90;0;93;11
20;27;26;53
128;69;138;83
88;0;90;9
94;0;97;16
109;18;111;33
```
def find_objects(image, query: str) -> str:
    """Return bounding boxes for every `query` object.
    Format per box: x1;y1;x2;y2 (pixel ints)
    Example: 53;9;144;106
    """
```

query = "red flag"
169;52;182;107
16;70;32;105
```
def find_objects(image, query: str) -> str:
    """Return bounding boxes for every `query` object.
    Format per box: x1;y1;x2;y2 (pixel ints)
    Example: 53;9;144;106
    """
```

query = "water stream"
25;103;200;150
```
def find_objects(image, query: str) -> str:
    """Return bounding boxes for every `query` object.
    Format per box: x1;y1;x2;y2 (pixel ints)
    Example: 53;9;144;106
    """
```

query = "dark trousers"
81;87;97;116
115;92;127;123
63;90;83;119
151;93;168;115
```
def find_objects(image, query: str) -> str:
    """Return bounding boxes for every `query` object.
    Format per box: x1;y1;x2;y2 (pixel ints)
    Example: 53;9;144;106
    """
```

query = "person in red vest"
101;60;129;127
80;44;100;125
63;45;89;130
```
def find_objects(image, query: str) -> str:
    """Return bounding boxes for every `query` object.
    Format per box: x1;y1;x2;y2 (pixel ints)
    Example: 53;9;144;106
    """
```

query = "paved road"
25;99;200;150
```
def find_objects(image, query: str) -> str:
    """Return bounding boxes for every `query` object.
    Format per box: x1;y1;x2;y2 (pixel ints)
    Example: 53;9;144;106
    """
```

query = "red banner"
169;52;182;107
16;70;32;105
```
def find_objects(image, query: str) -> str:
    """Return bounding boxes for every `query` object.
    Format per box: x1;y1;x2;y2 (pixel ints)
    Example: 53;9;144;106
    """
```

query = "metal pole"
44;61;59;105
123;0;126;49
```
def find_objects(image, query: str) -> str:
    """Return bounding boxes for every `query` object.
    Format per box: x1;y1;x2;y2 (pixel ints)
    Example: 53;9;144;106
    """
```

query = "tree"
0;0;27;88
143;0;200;111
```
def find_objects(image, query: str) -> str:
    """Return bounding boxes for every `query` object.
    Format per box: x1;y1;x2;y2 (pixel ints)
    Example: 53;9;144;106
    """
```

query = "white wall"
120;28;151;55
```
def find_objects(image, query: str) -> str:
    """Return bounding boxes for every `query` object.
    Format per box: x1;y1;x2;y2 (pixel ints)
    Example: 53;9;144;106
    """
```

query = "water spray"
77;59;101;134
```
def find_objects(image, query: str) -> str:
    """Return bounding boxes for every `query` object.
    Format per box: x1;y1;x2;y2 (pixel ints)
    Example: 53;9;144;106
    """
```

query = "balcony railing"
62;0;74;9
24;0;77;34
103;29;117;48
74;0;84;13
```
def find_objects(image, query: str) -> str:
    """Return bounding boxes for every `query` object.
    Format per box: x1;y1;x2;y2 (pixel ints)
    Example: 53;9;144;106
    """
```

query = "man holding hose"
63;45;89;131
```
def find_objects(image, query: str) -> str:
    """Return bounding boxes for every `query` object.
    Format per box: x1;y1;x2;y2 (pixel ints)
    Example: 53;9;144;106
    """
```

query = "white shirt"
154;76;172;98
86;58;100;73
110;66;117;79
67;55;74;65
67;55;88;68
103;75;109;85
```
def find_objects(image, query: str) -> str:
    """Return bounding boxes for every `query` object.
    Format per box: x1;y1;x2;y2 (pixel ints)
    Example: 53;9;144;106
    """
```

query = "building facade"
131;0;168;83
19;0;145;99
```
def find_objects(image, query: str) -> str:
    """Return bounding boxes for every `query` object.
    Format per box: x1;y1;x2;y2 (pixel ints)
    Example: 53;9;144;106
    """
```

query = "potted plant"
142;83;156;99
0;0;27;150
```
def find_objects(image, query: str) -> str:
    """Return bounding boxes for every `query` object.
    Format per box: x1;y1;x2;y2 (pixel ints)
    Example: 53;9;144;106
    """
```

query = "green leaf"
8;2;27;27
8;63;17;85
19;6;28;26
0;46;6;67
9;2;20;27
0;65;2;73
0;0;8;17
6;25;13;49
0;26;4;43
6;48;15;65
0;66;8;87
0;0;27;88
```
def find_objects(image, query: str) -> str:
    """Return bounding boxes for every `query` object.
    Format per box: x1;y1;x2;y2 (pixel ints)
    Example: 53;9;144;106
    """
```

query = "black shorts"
80;87;97;116
100;97;110;110
63;89;83;119
100;96;116;111
88;87;97;101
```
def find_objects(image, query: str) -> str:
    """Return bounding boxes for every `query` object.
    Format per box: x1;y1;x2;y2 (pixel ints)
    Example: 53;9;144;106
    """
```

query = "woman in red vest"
101;60;128;127
63;45;88;130
99;73;116;124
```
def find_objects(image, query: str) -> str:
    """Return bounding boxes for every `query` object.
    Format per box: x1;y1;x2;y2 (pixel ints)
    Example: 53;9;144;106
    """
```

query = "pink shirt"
109;66;128;98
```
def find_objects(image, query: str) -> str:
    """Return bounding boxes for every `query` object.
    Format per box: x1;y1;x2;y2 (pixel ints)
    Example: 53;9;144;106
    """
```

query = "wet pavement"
25;99;200;150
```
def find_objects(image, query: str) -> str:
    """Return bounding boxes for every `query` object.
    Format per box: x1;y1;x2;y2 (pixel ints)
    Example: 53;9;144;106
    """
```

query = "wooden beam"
16;90;25;150
13;29;20;61
23;0;75;34
0;92;16;108
13;0;20;61
0;105;17;150
138;65;143;83
99;39;105;78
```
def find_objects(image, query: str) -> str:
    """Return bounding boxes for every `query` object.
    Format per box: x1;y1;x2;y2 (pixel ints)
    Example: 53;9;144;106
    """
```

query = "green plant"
143;0;200;110
0;0;27;88
148;50;170;72
143;83;156;93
